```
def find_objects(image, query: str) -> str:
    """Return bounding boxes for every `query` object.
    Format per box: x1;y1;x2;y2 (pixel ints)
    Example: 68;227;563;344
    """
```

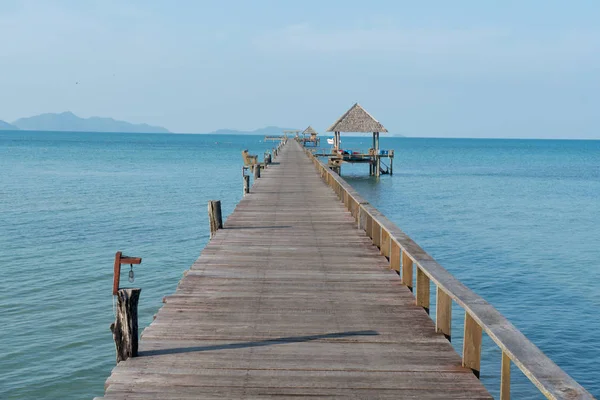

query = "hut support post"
110;288;141;364
208;200;223;239
374;132;380;177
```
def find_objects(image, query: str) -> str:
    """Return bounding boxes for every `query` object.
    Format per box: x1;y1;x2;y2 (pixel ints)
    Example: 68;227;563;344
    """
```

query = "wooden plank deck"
96;140;492;399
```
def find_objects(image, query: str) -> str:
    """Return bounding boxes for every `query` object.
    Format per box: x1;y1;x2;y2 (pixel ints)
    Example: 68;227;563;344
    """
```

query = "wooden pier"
96;140;593;399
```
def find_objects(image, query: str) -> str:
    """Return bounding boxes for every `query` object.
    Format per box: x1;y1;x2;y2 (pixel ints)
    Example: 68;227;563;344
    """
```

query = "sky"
0;0;599;138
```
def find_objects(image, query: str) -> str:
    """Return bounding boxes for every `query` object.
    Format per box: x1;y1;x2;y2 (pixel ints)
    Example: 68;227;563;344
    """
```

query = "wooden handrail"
302;145;594;400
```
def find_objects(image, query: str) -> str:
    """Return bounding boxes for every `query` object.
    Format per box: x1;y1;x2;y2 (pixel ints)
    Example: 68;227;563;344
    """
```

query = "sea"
0;131;598;399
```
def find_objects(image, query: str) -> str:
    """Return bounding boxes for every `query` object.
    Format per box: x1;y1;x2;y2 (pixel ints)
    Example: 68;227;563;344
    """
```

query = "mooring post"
111;288;141;363
208;200;223;239
110;251;142;364
253;163;261;179
243;175;250;196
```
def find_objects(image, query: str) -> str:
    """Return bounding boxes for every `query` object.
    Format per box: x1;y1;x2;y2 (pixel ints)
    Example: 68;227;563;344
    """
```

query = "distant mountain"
0;120;18;130
209;126;298;135
12;111;170;133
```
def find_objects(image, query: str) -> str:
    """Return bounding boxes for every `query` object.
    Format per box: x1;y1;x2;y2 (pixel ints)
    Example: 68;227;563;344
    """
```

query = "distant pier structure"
314;103;394;177
300;126;320;147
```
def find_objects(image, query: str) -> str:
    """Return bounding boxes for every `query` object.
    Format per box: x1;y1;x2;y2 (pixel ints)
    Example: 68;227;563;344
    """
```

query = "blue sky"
0;0;599;138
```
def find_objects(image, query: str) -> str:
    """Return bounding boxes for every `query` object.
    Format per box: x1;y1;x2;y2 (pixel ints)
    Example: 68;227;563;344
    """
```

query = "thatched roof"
326;103;387;133
302;125;318;135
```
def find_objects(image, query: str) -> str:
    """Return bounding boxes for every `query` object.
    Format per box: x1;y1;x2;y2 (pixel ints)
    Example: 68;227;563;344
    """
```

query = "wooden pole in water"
375;132;381;177
110;288;141;363
243;175;250;196
208;200;223;239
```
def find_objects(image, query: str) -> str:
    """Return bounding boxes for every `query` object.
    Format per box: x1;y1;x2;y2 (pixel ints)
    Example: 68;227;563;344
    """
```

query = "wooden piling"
243;175;250;196
207;200;223;239
253;164;261;179
110;288;141;363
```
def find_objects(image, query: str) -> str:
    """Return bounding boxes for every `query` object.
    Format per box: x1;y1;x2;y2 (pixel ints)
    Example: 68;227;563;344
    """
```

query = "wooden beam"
120;256;142;265
112;251;122;296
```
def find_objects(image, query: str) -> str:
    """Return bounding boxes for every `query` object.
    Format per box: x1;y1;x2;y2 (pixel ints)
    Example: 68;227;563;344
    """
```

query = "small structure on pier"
322;103;394;177
300;125;320;147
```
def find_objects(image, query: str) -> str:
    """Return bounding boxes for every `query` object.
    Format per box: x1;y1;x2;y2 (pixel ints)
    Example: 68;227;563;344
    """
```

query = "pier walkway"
96;141;496;398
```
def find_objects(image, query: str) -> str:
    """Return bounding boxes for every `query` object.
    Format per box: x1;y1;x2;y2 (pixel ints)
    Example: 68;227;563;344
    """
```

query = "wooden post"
390;241;400;274
110;288;141;363
463;312;483;378
501;351;511;400
208;200;223;239
372;220;381;249
253;164;260;179
436;287;452;341
402;252;413;291
375;132;381;177
416;267;430;314
113;251;122;296
243;175;250;196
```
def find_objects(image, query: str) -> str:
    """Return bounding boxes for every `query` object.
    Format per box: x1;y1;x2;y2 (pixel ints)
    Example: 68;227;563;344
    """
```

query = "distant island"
0;120;18;130
10;111;170;133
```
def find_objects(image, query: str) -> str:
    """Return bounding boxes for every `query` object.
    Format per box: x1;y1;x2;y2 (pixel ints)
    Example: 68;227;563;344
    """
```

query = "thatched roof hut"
302;126;318;136
326;103;387;133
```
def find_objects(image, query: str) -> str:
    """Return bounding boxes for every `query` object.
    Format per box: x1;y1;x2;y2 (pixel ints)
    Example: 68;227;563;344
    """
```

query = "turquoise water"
1;132;598;399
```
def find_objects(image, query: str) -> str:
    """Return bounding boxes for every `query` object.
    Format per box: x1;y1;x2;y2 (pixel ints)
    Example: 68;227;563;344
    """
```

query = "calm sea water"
1;131;598;399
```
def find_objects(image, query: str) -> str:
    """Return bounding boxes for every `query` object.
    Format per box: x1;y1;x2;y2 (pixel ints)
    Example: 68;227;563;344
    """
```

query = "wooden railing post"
501;351;511;400
373;221;381;248
381;229;390;258
463;312;483;378
208;200;223;239
390;241;400;274
436;287;452;341
401;252;413;291
416;267;430;314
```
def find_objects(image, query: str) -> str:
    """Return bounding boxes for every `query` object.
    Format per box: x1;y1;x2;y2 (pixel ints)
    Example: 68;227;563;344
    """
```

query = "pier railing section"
302;146;593;400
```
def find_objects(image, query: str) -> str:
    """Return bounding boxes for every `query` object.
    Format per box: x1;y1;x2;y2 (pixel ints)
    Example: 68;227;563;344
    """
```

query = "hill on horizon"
0;120;18;130
12;111;170;133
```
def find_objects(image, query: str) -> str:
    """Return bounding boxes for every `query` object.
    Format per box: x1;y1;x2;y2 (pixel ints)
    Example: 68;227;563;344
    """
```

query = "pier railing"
303;146;593;400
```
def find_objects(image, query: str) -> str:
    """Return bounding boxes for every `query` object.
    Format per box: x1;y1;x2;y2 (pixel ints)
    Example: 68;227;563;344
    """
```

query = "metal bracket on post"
113;251;142;296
